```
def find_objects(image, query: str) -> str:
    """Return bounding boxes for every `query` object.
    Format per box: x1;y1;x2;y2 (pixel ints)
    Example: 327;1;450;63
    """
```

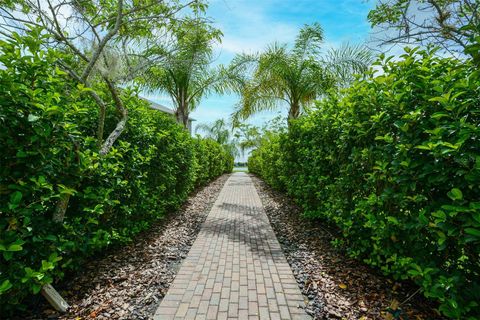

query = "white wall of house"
141;97;195;135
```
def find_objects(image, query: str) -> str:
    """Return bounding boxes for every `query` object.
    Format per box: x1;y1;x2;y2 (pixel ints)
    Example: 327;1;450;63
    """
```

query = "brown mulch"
251;174;445;320
17;174;230;320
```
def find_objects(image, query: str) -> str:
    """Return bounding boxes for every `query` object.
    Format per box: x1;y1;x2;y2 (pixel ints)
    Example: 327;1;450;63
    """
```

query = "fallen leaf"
390;299;400;310
338;283;347;289
385;313;394;320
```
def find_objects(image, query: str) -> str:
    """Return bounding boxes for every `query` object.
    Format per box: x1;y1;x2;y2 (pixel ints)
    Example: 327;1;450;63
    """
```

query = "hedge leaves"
249;48;480;319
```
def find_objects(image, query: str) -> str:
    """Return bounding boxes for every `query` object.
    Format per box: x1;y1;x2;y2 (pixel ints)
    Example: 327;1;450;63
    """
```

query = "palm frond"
227;23;372;122
323;43;374;86
222;52;259;93
293;22;324;58
139;18;222;118
196;119;239;158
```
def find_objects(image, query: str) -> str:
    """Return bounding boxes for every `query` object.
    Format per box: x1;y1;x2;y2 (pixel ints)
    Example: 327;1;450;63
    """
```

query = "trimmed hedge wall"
0;31;232;313
249;48;480;319
193;137;234;186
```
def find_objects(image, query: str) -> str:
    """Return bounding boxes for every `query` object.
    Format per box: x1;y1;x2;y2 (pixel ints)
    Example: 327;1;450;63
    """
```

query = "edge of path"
17;174;231;320
251;174;445;320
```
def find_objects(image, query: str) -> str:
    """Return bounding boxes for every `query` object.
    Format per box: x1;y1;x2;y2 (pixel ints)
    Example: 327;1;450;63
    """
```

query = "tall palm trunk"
288;102;301;122
176;108;189;128
175;90;190;129
175;100;189;129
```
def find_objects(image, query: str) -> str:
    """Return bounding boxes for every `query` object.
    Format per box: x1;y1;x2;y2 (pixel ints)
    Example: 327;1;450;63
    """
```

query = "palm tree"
195;119;239;158
228;23;373;122
233;123;263;156
142;18;223;128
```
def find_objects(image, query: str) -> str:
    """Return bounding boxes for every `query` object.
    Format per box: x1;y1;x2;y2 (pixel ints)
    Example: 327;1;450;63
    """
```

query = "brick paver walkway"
154;173;310;320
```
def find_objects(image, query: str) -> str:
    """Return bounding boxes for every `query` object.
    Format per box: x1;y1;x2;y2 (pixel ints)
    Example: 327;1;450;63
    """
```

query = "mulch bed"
17;174;230;320
251;175;445;320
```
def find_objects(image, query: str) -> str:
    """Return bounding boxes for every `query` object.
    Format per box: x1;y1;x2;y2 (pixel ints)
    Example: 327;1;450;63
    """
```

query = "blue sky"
143;0;375;130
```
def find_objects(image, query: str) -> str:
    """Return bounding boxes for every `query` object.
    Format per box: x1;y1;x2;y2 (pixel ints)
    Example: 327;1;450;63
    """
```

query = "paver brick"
154;173;310;319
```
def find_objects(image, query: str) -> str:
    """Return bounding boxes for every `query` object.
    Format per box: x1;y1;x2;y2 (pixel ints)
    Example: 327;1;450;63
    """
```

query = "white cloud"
209;0;298;55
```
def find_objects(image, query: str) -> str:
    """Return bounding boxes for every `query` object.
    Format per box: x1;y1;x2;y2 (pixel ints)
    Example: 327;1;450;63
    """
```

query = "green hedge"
247;131;285;190
249;48;480;319
193;137;234;186
0;30;232;313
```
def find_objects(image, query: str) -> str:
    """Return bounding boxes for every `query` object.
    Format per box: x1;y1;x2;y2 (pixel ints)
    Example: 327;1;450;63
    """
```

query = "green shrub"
250;48;480;319
193;137;233;186
0;30;229;313
224;150;234;174
247;132;285;190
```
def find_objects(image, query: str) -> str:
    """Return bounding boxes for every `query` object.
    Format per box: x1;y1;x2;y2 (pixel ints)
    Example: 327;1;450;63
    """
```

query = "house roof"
141;97;196;121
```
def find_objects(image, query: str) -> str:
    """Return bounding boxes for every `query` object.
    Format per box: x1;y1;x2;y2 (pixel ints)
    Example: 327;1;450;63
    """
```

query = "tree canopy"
368;0;480;57
195;119;239;158
227;23;373;123
141;18;224;127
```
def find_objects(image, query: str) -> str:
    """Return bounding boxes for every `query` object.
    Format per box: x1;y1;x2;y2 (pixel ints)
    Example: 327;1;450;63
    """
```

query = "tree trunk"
175;103;189;129
52;193;71;223
96;103;106;148
288;103;300;124
100;78;128;155
99;116;128;155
